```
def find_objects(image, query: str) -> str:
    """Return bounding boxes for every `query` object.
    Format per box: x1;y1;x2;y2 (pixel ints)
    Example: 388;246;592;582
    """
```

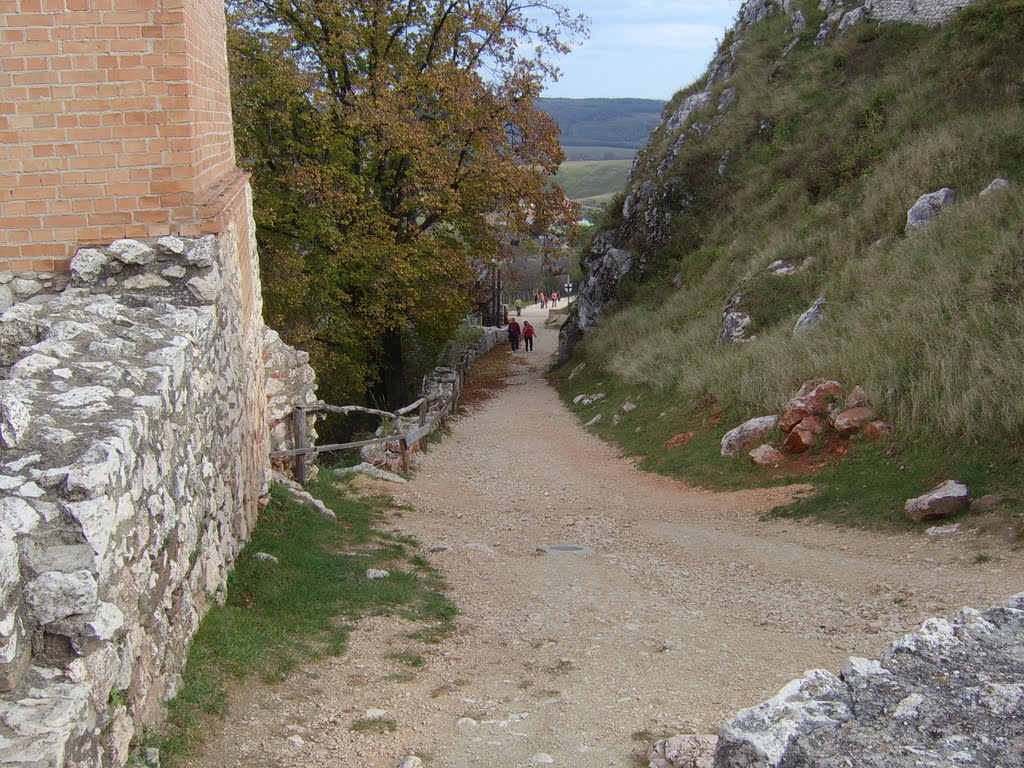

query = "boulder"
647;734;717;768
718;293;754;346
845;385;869;409
905;480;969;522
830;406;875;434
979;177;1010;197
749;444;785;466
715;597;1024;768
793;296;827;336
721;416;779;457
906;187;956;232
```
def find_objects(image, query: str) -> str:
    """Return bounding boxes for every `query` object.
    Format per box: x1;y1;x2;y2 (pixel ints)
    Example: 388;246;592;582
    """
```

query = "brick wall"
0;0;245;273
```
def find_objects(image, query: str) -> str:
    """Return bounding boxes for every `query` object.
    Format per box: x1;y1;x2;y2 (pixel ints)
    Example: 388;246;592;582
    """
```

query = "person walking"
514;298;523;317
522;321;535;352
540;292;547;309
507;317;521;351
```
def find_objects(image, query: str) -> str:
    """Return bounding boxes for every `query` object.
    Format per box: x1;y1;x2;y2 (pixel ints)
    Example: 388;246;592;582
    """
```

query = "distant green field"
553;159;632;202
562;146;637;161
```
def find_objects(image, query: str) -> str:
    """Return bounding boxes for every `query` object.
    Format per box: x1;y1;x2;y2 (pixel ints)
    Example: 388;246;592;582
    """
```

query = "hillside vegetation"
537;97;666;149
554;0;1024;533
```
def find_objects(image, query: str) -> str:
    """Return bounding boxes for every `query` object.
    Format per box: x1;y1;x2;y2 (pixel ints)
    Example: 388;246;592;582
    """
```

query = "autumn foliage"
227;0;586;405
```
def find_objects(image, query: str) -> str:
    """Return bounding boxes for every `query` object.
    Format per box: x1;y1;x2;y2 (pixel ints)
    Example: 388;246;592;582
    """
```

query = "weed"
156;477;455;765
975;553;992;564
387;651;426;668
351;718;398;733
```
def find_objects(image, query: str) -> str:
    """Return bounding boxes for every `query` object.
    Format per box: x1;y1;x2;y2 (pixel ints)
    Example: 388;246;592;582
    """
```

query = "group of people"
534;290;560;309
506;317;535;352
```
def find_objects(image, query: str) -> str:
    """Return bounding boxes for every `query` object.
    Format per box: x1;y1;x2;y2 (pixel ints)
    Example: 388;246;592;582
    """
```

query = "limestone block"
24;570;98;625
155;236;187;256
793;296;827;335
109;239;157;265
0;284;13;312
69;249;110;284
0;385;32;448
0;497;41;534
184;235;217;267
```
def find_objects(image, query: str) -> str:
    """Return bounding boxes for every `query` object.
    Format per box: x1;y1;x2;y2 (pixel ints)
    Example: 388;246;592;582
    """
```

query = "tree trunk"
379;328;408;409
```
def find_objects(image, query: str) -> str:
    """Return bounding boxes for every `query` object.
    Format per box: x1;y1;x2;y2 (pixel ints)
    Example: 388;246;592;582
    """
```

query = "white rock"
794;296;827;336
0;284;12;311
721;416;779;457
584;414;602;429
11;277;42;297
905;480;969;521
69;248;111;283
529;754;555;765
906;188;956;232
186;273;219;303
10;353;60;379
364;708;389;720
24;570;98;624
156;235;187;255
456;717;479;728
122;274;171;291
334;462;407;484
109;239;157;264
979;177;1010;197
622;401;638;412
0;496;41;533
925;523;961;537
395;757;423;768
161;265;187;279
366;569;390;580
253;552;280;564
0;387;32;448
184;235;217;267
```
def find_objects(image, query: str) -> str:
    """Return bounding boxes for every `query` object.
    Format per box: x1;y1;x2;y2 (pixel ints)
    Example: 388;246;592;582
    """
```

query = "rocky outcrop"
714;595;1024;767
793;297;827;336
558;233;634;363
0;223;277;765
906;187;957;231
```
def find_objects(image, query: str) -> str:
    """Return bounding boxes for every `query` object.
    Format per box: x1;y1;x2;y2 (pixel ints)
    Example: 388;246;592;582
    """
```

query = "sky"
542;0;740;101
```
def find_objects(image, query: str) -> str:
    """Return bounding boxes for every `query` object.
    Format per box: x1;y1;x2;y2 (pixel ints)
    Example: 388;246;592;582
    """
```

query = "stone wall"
0;198;272;766
865;0;974;24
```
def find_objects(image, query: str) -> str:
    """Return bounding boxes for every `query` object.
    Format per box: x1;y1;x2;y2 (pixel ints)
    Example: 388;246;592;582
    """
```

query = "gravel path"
191;301;1024;768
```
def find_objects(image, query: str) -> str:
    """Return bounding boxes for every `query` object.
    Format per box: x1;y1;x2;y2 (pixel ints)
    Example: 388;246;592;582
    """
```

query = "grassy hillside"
554;0;1024;535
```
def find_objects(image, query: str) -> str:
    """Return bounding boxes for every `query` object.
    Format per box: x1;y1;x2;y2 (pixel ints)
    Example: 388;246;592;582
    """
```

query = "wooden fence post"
399;436;411;474
418;398;428;449
292;406;308;485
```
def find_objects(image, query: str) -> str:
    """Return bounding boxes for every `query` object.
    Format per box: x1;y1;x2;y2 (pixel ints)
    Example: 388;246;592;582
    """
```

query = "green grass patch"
555;159;633;201
351;718;398;733
154;476;455;764
387;651;426;668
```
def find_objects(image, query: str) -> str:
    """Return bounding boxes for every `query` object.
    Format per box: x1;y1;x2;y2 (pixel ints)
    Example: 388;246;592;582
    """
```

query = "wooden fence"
270;351;473;484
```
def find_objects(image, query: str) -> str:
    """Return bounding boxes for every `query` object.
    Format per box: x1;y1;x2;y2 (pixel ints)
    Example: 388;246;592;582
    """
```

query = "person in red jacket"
522;321;535;351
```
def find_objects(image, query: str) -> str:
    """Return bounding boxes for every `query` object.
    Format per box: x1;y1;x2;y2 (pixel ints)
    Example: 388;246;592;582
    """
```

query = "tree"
228;0;587;406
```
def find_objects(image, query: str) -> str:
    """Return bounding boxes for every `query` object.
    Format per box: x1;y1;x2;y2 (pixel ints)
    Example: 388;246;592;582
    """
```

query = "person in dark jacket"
522;321;535;351
507;318;521;351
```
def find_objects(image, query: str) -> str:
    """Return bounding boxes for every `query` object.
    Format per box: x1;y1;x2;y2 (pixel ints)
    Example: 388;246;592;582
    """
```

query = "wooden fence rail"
271;351;473;483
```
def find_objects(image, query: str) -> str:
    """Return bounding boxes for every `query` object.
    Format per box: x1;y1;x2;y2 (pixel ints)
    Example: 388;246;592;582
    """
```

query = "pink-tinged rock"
783;425;815;454
864;420;893;439
831;406;875;435
846;385;869;409
795;379;843;399
799;415;825;435
720;415;779;457
780;381;843;433
905;480;970;522
750;444;785;466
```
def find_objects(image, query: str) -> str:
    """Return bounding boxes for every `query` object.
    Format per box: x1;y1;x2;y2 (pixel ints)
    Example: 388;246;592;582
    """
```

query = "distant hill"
537;97;667;150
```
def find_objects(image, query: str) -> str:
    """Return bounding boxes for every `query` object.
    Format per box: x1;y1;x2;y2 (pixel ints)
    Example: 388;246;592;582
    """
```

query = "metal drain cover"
538;544;593;555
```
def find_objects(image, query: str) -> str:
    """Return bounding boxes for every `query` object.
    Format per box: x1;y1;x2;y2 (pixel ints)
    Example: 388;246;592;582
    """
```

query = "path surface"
192;301;1024;768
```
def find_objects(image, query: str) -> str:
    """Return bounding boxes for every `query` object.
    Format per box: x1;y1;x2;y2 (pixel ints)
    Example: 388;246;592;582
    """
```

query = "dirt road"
192;301;1024;768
